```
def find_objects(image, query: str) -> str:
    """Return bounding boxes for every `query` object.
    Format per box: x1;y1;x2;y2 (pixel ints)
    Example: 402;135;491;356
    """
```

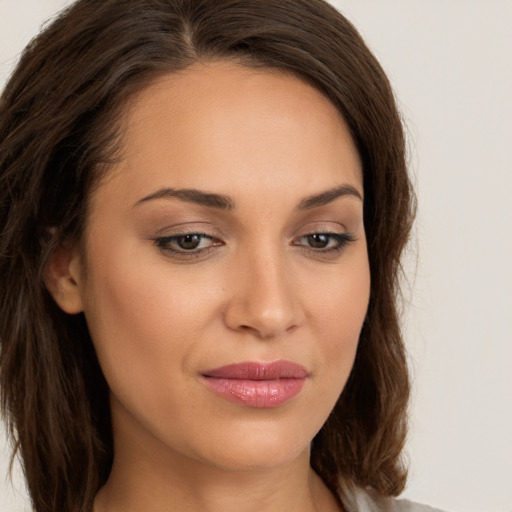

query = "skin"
46;61;370;512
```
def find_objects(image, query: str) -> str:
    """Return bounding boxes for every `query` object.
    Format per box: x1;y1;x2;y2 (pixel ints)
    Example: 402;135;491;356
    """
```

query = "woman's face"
65;62;370;472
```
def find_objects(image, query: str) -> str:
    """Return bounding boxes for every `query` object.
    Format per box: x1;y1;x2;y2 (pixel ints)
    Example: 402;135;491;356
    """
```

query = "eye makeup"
151;229;356;263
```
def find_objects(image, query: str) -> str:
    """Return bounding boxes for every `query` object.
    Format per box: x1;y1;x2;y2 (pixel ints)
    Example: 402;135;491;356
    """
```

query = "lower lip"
202;377;306;408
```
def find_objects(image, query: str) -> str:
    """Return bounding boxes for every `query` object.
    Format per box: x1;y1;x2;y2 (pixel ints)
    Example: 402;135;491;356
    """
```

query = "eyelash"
293;232;355;253
152;231;355;259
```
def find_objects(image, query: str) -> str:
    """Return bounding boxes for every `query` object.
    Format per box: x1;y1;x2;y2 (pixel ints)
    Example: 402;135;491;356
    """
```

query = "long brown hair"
0;1;415;511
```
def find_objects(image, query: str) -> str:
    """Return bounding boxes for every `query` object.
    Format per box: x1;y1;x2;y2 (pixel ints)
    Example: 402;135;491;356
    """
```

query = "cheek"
81;261;216;446
80;241;213;400
84;233;214;338
307;252;370;386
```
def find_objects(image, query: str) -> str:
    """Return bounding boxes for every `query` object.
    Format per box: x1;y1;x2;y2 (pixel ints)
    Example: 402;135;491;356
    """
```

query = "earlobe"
43;243;84;314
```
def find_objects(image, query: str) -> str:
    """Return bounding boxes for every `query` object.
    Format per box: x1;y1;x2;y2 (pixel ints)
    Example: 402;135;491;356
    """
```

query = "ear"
43;243;84;314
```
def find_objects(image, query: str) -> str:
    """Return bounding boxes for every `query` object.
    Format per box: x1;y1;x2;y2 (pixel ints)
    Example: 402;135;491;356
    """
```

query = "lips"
201;361;308;408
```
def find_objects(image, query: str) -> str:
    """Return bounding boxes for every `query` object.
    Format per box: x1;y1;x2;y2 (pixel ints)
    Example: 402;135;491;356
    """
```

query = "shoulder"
340;484;445;512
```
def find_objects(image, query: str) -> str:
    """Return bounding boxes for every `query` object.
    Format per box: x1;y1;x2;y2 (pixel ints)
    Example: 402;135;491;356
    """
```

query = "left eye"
295;233;354;251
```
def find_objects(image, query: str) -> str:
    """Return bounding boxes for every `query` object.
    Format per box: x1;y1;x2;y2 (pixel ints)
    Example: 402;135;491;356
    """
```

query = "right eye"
153;233;220;256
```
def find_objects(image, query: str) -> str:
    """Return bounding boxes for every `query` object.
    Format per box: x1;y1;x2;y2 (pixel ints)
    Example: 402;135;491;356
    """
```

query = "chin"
182;417;317;472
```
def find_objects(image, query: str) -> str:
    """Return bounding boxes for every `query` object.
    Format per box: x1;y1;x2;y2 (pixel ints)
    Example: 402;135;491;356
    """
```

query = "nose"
223;245;304;339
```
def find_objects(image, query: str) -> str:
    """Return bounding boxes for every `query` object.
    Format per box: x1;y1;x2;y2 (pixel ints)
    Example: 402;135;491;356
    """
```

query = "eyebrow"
133;184;362;211
134;188;235;210
296;184;363;210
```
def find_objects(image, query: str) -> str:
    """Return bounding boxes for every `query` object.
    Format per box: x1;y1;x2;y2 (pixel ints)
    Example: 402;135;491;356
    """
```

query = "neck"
93;398;342;512
95;451;339;512
94;437;341;512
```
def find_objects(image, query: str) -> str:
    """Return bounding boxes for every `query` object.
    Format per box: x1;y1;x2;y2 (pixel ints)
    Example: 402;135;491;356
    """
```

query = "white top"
342;486;445;512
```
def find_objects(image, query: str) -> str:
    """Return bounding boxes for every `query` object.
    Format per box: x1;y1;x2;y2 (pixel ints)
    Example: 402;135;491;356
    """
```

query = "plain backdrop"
1;1;511;511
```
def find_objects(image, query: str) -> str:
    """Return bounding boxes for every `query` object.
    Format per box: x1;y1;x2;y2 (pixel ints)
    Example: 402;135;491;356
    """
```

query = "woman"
0;1;440;511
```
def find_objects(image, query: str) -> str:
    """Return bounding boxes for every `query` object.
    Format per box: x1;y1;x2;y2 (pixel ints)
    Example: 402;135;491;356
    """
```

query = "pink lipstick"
201;361;308;408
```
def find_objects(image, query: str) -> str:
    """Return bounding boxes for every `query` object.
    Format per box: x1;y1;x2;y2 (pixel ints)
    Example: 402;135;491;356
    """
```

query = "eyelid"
150;221;226;257
290;219;357;256
153;222;224;238
292;219;348;233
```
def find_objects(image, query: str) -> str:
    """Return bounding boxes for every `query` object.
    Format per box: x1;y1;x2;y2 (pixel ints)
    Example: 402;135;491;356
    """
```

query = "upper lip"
202;360;309;380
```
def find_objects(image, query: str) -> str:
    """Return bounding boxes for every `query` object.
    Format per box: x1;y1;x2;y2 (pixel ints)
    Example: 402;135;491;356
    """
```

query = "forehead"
91;61;362;213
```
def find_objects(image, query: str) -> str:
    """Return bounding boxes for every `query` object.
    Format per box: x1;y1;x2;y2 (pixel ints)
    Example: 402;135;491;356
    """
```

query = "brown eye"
176;234;202;250
293;232;355;254
153;233;218;255
306;234;330;249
